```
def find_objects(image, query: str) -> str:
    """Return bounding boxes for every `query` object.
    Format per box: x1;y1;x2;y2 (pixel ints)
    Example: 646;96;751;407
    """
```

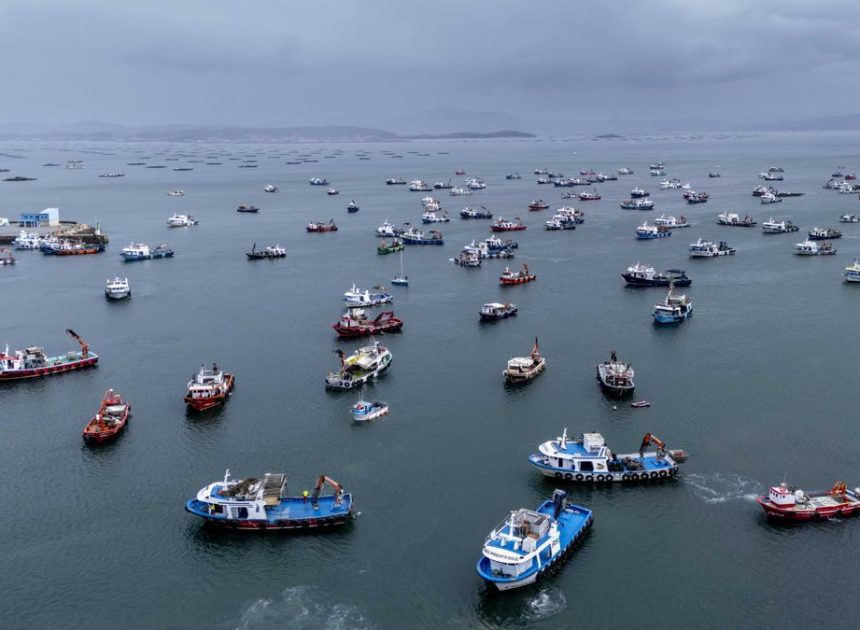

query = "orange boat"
500;264;536;286
82;389;131;444
184;363;235;411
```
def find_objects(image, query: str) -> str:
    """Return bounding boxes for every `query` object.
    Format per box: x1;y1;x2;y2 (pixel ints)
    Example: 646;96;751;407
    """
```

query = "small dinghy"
351;393;389;422
630;401;651;408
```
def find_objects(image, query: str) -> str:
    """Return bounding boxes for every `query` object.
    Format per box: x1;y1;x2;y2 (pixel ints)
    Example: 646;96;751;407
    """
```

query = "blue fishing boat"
120;242;174;261
185;470;354;531
351;396;389;421
528;429;688;483
401;226;444;245
652;284;692;324
476;490;592;591
636;222;672;239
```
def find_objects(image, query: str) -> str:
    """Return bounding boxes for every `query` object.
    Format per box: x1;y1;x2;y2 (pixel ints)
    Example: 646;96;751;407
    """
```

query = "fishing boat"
839;214;859;223
460;207;493;219
759;192;782;204
52;240;104;256
377;238;404;255
630;187;649;198
453;249;481;267
246;243;286;259
660;179;682;189
685;191;709;204
82;389;131;444
343;284;393;307
620;198;654;210
401;226;443;245
421;209;450;223
0;249;15;265
757;481;860;521
449;187;471;196
503;338;546;383
528;200;550;211
652;283;692;324
500;264;536;285
167;189;184;197
105;277;131;299
309;177;329;186
185;471;354;530
717;212;756;227
325;341;392;389
622;263;690;287
476;490;592;591
808;226;842;240
237;204;259;213
351;393;389;421
184;363;234;411
491;217;527;232
385;177;406;185
596;351;634;396
708;172;721;178
392;251;408;286
409;180;432;192
120;243;174;261
653;214;689;228
636;222;671;239
0;330;97;381
689;239;735;257
485;235;519;253
617;167;633;175
375;219;400;237
480;303;517;321
794;240;836;256
346;200;360;213
306;220;338;233
545;216;576;230
332;308;403;337
167;213;198;227
844;259;860;282
263;184;279;193
327;188;339;196
505;172;522;180
528;430;687;483
12;231;42;250
579;189;601;201
466;177;486;190
761;218;799;234
433;180;453;190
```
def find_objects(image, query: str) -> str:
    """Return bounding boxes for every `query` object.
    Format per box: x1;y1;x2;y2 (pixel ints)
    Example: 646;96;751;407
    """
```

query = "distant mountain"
406;130;535;139
766;113;860;131
383;107;531;135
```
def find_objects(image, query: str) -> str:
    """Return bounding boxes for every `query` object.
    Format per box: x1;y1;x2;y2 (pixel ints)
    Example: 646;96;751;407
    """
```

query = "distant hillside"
406;130;535;139
383;106;531;135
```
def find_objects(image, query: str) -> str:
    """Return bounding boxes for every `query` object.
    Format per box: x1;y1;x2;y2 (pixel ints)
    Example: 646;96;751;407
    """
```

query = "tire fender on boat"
575;474;584;481
659;470;668;478
564;473;573;480
670;468;678;476
650;472;659;480
555;472;563;479
585;475;593;483
631;473;639;481
596;474;604;482
622;474;630;481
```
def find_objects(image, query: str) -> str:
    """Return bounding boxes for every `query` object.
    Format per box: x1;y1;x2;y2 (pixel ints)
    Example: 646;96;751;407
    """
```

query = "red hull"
491;226;527;232
306;226;338;233
185;374;235;411
83;410;130;444
332;321;403;337
758;497;860;520
54;248;101;256
0;356;98;381
500;276;536;285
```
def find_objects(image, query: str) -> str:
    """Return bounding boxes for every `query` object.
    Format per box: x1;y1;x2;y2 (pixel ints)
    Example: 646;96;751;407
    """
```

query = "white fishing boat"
166;213;198;227
12;230;43;250
167;189;185;197
105;277;131;300
376;219;399;237
503;338;545;384
653;214;689;228
343;284;393;307
794;240;836;256
844;259;860;282
689;239;735;257
760;192;782;204
325;341;392;389
351;390;389;422
409;180;432;192
761;218;799;234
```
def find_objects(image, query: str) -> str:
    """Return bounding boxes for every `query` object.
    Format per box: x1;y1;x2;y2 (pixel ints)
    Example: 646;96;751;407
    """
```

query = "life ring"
555;472;563;479
564;473;573;480
575;474;584;481
659;470;668;478
596;474;604;482
622;474;630;481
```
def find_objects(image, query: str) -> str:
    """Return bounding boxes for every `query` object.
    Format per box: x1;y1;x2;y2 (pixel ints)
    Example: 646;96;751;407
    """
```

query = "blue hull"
476;500;593;590
402;239;443;245
653;309;692;325
185;494;353;531
636;232;672;240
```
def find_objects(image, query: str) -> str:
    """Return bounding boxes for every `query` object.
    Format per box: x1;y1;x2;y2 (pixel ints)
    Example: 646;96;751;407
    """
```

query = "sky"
2;0;859;131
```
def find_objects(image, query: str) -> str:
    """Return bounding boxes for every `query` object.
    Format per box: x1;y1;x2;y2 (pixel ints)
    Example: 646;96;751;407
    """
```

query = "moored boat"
185;471;354;530
237;204;259;213
401;226;443;245
480;302;518;321
105;276;131;299
346;200;360;213
757;481;860;521
491;217;527;232
343;284;393;307
596;351;634;396
654;214;689;229
184;363;234;411
476;490;592;591
351;396;389;421
844;259;860;282
528;200;549;211
0;248;16;265
82;389;131;444
332;308;403;337
120;242;174;261
326;342;392;389
636;222;671;239
794;240;836;256
528;430;687;483
503;338;545;383
761;218;799;234
620;198;654;210
0;329;98;381
167;213;198;227
652;283;692;324
839;214;859;223
808;226;842;240
622;263;690;287
246;243;286;259
306;220;338;233
377;238;404;255
460;206;493;219
717;212;756;227
263;184;279;193
689;239;735;257
500;264;535;285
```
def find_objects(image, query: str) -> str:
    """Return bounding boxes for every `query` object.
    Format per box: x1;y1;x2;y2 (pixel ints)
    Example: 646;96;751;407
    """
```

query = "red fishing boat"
52;241;104;255
528;200;549;211
306;220;338;233
82;389;131;444
332;308;403;337
492;217;527;232
758;481;860;521
0;329;98;381
184;363;235;411
500;264;536;286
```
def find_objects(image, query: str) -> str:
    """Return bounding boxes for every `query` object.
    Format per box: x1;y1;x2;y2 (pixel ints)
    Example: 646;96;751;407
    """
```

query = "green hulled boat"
378;238;405;255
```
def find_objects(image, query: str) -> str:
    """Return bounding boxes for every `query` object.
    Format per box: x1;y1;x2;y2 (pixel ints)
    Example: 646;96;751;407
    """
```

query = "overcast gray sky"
2;0;859;129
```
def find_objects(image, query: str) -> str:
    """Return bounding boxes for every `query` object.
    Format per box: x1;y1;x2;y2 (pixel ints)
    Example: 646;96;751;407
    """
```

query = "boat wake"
235;586;372;630
521;587;566;623
685;473;762;504
476;586;566;627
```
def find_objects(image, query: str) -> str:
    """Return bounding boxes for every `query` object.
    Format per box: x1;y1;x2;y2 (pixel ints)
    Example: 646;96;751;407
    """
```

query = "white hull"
492;572;537;591
105;290;130;300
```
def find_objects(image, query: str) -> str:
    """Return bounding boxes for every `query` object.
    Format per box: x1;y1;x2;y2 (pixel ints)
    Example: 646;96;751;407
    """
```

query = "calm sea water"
2;133;859;629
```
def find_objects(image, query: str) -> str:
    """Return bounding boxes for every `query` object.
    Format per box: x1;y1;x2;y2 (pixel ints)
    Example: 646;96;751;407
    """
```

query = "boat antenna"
224;469;231;483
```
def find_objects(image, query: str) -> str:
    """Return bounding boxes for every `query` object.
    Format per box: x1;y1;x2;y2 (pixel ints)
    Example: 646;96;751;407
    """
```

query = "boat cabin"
768;483;798;506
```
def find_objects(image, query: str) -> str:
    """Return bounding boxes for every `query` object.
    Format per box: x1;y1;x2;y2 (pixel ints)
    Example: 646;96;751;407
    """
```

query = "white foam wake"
685;473;762;504
235;585;372;630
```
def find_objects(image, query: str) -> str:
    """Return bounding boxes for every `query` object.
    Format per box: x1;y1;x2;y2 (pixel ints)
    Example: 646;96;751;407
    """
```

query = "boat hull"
185;499;353;531
184;374;235;411
757;497;860;521
529;456;679;483
0;354;98;381
622;274;691;287
332;322;403;337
